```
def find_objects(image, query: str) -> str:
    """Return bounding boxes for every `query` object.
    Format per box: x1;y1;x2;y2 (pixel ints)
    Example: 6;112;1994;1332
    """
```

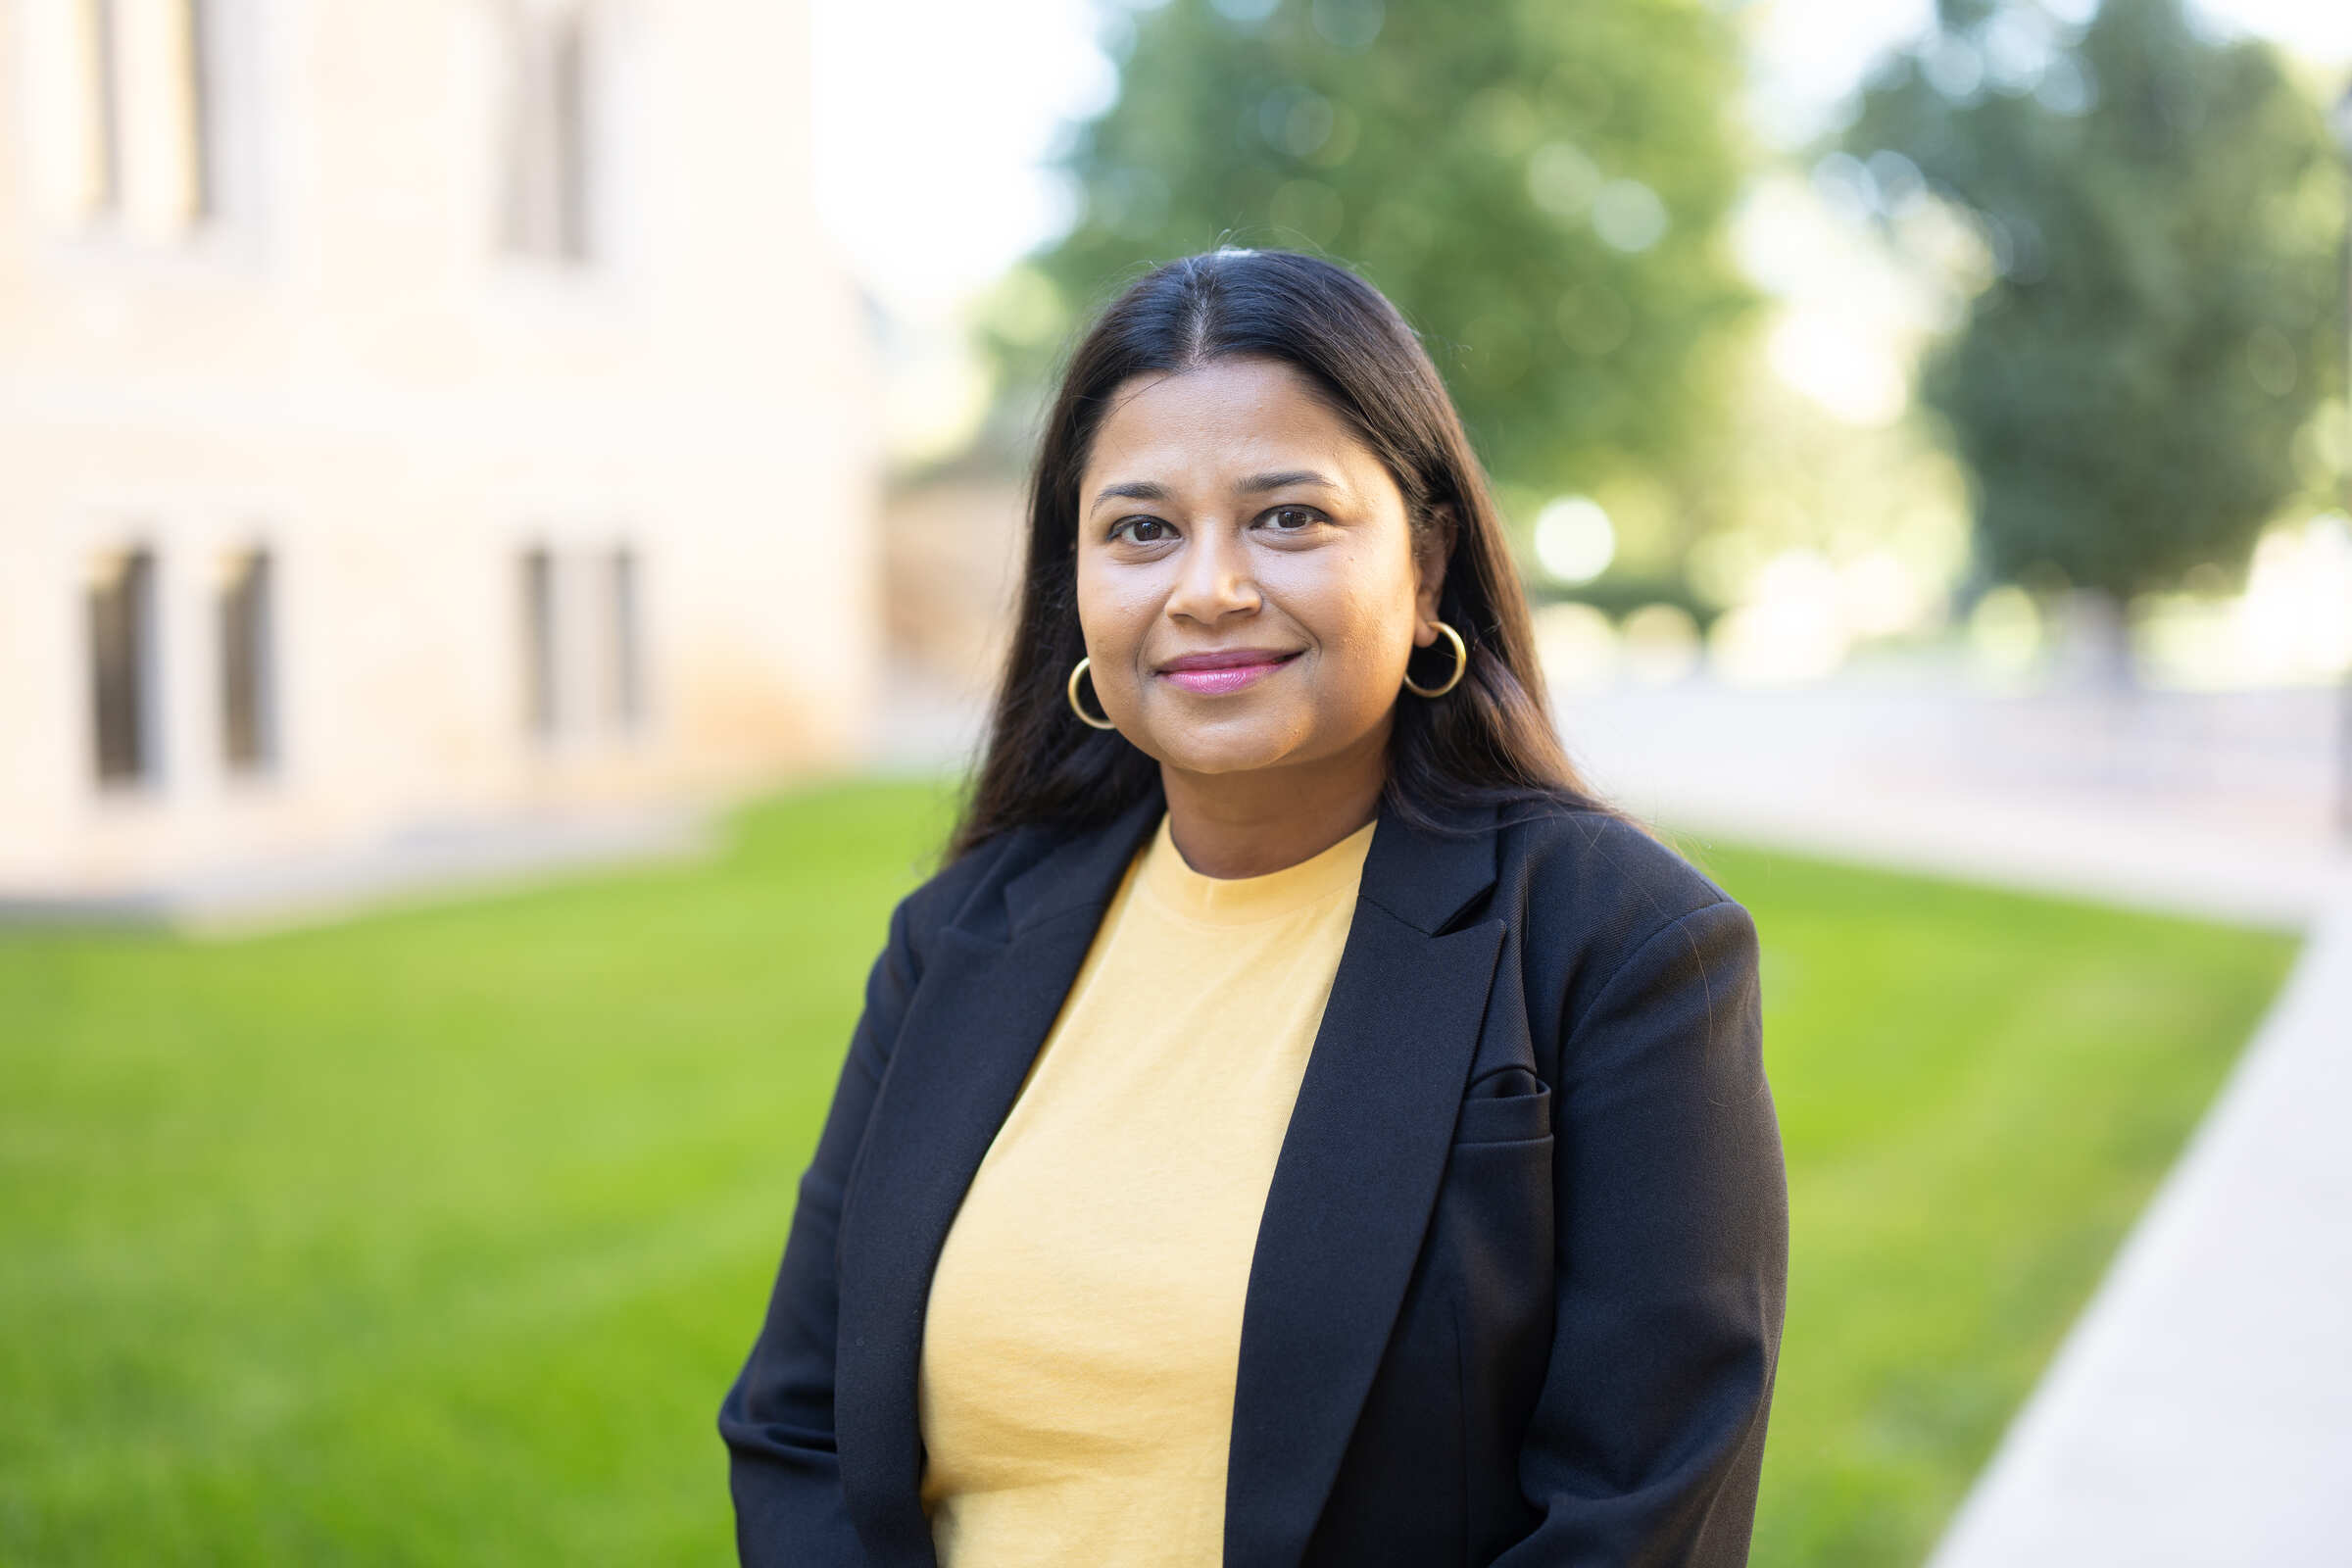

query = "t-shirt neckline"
1135;808;1377;927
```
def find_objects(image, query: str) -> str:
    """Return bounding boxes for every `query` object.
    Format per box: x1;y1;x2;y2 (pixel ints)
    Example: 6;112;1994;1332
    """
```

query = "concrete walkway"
1555;674;2345;928
0;802;711;937
1550;668;2352;1565
1925;889;2352;1563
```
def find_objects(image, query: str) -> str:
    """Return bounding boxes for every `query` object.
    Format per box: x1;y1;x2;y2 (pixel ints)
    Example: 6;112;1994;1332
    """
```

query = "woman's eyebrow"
1089;469;1338;510
1092;479;1170;508
1238;468;1337;494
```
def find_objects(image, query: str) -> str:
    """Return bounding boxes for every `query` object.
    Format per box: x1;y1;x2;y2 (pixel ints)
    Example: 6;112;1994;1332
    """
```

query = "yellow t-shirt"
917;807;1379;1566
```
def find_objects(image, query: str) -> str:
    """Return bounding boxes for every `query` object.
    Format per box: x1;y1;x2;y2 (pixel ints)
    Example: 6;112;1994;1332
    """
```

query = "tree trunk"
2049;588;2137;694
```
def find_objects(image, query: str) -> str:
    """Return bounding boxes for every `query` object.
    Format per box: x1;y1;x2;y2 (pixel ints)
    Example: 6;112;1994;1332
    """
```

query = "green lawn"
0;780;2296;1565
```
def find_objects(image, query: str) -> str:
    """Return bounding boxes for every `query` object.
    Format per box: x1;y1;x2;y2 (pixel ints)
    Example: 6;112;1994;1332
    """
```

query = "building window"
29;0;214;238
521;546;559;740
605;545;642;731
88;545;159;787
498;2;595;265
218;546;274;773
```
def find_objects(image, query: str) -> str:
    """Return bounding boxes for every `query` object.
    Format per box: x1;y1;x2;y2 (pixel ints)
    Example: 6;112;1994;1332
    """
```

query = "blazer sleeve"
717;888;927;1567
1497;897;1789;1566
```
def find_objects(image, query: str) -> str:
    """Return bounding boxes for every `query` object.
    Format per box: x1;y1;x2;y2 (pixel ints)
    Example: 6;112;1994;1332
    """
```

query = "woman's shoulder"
1487;796;1745;954
886;814;1089;952
888;824;1035;940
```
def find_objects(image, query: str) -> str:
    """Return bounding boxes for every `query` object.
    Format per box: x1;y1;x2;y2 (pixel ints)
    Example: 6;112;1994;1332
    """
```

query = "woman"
719;249;1788;1567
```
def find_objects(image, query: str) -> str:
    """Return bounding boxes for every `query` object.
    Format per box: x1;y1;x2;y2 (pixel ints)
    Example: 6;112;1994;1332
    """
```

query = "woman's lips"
1157;652;1301;695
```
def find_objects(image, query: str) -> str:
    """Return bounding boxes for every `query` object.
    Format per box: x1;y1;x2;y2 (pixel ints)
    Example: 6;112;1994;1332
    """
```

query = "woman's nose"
1164;521;1262;624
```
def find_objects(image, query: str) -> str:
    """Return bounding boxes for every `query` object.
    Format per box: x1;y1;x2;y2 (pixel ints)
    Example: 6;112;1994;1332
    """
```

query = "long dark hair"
946;248;1611;861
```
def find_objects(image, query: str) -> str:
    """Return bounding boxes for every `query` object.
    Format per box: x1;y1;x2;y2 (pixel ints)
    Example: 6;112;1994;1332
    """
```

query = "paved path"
1555;674;2346;928
1922;888;2352;1564
0;803;711;937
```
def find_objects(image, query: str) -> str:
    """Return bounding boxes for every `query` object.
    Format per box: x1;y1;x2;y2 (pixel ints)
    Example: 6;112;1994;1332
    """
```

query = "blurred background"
3;0;2347;1563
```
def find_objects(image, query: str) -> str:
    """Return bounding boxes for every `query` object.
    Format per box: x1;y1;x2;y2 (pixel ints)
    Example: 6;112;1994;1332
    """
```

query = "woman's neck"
1156;729;1387;880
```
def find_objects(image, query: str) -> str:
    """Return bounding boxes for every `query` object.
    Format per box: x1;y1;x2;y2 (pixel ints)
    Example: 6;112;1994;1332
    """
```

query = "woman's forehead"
1082;360;1387;493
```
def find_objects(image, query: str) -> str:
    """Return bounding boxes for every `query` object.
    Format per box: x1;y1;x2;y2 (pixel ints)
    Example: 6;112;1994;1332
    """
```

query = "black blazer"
719;783;1788;1567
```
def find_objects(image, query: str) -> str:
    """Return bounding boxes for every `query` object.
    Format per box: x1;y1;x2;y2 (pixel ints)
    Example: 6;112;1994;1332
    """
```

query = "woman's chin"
1144;718;1312;779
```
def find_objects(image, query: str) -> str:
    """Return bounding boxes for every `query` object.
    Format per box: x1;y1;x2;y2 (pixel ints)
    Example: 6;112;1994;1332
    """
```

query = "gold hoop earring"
1067;657;1118;730
1402;620;1468;698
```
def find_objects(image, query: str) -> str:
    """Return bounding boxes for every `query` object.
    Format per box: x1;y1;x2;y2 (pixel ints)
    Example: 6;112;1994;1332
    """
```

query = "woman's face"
1073;356;1446;780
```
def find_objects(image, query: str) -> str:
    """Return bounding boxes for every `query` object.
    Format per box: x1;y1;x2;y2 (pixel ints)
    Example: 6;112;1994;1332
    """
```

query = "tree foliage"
1845;0;2342;601
994;0;1755;507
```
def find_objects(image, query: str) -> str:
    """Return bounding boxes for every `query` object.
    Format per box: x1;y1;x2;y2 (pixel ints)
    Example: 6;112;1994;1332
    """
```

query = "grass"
0;779;2296;1565
1680;835;2296;1565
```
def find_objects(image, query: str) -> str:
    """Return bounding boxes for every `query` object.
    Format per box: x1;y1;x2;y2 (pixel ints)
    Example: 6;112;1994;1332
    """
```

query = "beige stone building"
0;0;880;916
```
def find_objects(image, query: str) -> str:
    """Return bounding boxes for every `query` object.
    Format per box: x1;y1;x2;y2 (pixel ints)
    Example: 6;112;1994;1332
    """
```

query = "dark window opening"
500;4;595;264
185;0;216;220
219;547;274;772
89;545;157;787
521;546;558;739
607;545;641;731
89;0;123;214
549;11;589;260
72;0;213;228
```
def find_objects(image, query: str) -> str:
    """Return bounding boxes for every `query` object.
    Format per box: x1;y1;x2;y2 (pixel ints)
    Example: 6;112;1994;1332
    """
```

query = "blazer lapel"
833;790;1164;1567
1224;798;1505;1568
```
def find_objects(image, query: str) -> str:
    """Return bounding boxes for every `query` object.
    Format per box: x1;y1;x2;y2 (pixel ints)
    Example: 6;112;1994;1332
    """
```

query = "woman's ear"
1413;506;1457;639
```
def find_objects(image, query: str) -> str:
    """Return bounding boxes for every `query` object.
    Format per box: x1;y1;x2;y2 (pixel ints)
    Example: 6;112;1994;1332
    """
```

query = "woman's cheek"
1079;584;1155;692
1312;594;1408;708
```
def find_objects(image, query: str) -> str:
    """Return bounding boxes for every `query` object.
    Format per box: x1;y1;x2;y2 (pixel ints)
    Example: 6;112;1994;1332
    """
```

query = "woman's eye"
1114;516;1172;543
1264;506;1322;532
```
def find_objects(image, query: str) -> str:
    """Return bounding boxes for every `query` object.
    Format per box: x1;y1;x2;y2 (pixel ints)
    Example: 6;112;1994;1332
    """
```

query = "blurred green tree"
1844;0;2342;610
986;0;1755;512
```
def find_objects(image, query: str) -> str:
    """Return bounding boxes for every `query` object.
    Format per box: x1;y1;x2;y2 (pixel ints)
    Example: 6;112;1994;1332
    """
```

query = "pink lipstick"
1156;649;1302;695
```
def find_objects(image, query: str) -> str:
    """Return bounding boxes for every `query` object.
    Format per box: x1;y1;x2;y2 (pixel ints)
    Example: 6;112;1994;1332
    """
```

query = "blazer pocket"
1450;1082;1552;1146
